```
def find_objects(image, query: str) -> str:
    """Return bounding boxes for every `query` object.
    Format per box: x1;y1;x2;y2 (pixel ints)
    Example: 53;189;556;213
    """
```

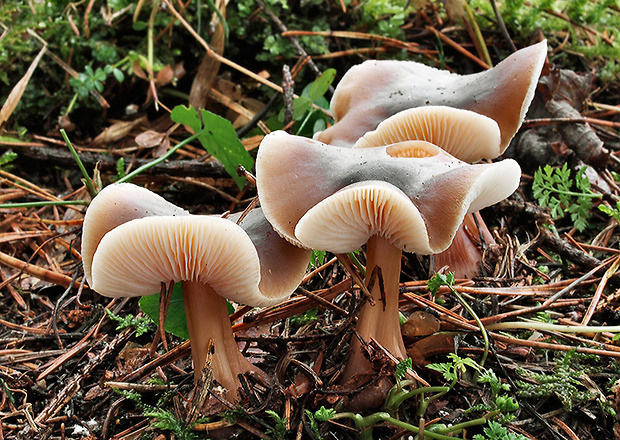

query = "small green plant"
532;164;602;231
468;369;519;423
309;250;327;269
69;64;125;99
598;201;620;223
290;308;318;326
516;350;598;411
428;352;481;384
472;420;528;440
105;309;154;336
0;151;17;171
394;357;413;382
286;68;336;137
114;388;200;440
427;272;490;366
306;407;333;440
265;410;288;440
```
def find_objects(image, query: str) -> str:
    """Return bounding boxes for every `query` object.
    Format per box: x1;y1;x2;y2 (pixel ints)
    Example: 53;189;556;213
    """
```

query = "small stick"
425;25;490;70
581;254;620;325
296;287;348;316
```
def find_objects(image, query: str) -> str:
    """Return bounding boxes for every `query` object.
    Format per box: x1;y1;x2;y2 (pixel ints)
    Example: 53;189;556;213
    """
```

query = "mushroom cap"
83;184;310;306
90;210;310;307
228;208;312;301
82;183;189;286
353;106;502;163
316;40;547;153
256;131;521;254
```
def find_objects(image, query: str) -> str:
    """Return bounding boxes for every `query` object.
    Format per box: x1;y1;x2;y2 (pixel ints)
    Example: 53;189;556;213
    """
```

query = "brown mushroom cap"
353;106;501;163
83;183;310;306
316;40;547;152
81;183;189;286
228;208;312;301
90;215;267;304
256;131;521;254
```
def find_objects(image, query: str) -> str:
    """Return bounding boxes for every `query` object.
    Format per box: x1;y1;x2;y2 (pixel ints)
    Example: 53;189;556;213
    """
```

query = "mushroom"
353;106;501;163
82;183;311;400
256;131;521;381
315;40;547;151
351;106;505;277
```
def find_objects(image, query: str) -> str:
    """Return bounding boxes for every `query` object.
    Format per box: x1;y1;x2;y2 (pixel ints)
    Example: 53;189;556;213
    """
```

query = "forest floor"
1;1;620;439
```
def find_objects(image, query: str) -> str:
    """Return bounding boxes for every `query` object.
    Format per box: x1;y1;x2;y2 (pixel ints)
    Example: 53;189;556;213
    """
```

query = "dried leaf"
401;311;441;341
90;116;147;146
189;1;226;109
154;65;174;87
0;45;47;127
407;333;454;366
135;130;165;148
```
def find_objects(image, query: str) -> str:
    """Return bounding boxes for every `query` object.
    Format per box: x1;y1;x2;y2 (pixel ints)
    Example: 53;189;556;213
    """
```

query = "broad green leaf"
170;105;202;135
307;68;336;102
198;109;254;188
292;96;312;120
139;283;189;340
171;105;254;189
138;283;235;340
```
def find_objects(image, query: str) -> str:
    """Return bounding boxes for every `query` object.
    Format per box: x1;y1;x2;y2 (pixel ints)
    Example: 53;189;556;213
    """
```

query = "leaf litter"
0;1;620;439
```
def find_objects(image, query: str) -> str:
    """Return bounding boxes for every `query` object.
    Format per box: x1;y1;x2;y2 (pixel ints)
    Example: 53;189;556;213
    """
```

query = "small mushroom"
82;183;311;400
351;106;504;277
316;40;547;151
353;106;501;163
256;131;521;380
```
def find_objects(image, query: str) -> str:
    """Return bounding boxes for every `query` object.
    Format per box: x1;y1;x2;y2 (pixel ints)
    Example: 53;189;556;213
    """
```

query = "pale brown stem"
341;235;406;383
182;281;262;401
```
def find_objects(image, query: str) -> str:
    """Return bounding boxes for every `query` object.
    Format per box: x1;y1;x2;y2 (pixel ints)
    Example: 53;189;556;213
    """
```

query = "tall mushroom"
315;40;547;150
82;183;311;400
256;131;521;381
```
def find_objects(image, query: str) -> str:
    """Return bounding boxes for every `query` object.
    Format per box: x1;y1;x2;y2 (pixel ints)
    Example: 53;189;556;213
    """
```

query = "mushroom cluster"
256;131;522;381
253;41;544;382
81;41;545;407
82;183;311;400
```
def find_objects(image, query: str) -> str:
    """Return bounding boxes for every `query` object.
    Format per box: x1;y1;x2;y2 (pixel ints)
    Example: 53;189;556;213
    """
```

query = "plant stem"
116;130;203;184
486;321;620;333
541;185;602;199
60;129;98;198
451;288;490;367
386;385;449;415
0;200;88;209
332;411;463;440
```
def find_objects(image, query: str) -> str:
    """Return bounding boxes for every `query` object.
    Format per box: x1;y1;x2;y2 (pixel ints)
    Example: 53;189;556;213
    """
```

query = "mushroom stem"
182;281;262;400
342;235;407;382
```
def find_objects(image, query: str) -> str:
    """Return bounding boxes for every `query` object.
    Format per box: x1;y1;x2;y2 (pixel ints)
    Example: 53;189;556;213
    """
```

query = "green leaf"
307;68;336;102
171;105;254;189
170;105;202;134
426;272;455;295
112;68;125;83
139;283;189;340
314;406;336;422
395;357;412;381
292;96;312;120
